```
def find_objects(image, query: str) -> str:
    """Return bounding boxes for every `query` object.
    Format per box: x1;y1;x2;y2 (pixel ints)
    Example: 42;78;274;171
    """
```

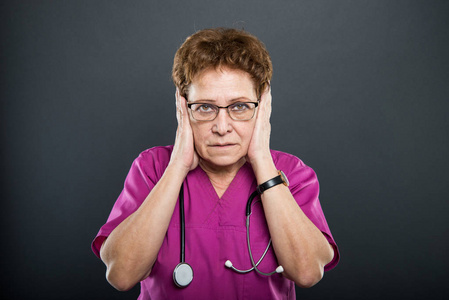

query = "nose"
212;108;232;135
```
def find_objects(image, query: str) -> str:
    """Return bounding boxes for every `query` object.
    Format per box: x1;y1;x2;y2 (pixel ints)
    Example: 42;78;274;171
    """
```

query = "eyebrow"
188;97;254;104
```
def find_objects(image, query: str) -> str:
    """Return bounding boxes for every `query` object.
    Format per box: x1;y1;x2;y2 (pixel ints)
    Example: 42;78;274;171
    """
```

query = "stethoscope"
172;183;284;288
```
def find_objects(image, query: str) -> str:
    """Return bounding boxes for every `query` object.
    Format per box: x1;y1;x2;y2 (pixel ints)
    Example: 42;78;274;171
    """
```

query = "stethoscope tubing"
180;183;186;263
246;212;279;276
174;182;282;288
173;183;194;288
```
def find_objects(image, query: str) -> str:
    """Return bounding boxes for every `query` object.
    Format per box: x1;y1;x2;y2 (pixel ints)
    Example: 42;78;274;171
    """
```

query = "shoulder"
270;149;318;186
132;145;174;180
270;149;307;170
137;145;174;163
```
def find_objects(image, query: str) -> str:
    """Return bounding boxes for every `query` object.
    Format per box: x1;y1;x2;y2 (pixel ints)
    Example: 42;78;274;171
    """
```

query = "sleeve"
91;146;172;259
273;151;340;271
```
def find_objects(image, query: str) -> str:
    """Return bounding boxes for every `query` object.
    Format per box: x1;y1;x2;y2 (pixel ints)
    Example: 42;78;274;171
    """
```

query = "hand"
170;89;199;173
246;84;273;166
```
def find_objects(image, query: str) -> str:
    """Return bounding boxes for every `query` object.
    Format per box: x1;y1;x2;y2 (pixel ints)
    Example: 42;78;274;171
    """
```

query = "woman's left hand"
246;84;273;166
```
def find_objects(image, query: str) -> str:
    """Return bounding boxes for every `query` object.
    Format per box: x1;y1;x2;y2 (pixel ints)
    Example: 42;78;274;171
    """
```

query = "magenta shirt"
92;146;339;299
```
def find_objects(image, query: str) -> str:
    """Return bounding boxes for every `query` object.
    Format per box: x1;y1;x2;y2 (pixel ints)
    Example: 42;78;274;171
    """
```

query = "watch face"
279;170;289;187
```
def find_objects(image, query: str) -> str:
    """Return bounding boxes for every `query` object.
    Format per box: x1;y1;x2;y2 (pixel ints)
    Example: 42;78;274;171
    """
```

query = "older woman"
92;28;339;299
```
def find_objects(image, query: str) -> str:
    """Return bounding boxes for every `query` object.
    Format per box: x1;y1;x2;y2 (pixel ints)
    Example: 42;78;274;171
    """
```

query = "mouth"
210;143;237;149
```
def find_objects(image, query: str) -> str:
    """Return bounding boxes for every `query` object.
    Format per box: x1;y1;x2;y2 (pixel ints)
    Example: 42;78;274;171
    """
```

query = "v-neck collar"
194;162;256;201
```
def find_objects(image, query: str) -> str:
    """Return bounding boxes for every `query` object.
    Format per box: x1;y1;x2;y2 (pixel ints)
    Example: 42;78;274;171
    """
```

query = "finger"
176;90;192;133
259;84;272;119
262;84;271;101
179;93;189;121
175;88;182;123
176;88;183;106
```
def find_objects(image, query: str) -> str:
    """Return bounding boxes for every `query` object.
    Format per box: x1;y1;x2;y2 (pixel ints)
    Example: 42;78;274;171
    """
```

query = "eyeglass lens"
189;102;258;121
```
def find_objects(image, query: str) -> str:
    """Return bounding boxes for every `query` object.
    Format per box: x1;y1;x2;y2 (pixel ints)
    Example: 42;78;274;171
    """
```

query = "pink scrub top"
92;146;339;299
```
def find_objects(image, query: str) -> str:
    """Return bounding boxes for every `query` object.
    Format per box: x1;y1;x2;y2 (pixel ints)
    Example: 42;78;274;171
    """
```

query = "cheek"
190;123;208;149
237;122;256;145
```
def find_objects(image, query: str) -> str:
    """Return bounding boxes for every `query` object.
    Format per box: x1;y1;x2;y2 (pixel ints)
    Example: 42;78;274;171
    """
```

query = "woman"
92;28;339;299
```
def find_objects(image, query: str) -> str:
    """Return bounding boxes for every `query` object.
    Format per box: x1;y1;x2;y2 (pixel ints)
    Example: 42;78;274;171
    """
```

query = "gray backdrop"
1;1;448;299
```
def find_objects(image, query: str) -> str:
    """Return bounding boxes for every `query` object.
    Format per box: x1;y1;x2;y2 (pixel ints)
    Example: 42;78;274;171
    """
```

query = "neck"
199;158;246;197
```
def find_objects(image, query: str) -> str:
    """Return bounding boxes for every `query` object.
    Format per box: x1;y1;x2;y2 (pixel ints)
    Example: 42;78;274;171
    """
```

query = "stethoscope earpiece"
275;266;284;274
225;260;233;268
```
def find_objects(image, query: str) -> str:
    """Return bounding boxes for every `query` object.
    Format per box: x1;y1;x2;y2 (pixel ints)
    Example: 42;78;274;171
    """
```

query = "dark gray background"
1;1;448;299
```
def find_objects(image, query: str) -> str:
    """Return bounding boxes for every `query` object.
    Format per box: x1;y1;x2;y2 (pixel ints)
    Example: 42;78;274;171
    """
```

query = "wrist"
257;170;289;194
166;161;190;180
247;149;272;166
250;156;278;185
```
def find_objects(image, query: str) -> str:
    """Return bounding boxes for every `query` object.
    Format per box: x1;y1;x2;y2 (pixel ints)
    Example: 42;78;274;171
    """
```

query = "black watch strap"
257;176;283;194
256;171;289;194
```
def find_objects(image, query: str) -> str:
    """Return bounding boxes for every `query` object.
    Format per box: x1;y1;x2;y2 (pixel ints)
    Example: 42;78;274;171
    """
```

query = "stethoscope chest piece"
173;262;193;288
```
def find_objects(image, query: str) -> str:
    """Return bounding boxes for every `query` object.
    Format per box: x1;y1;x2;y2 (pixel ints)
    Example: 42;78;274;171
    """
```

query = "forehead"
188;67;256;102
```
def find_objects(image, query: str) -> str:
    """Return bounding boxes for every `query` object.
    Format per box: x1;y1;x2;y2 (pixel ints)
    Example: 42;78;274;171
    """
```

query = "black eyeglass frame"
186;101;259;121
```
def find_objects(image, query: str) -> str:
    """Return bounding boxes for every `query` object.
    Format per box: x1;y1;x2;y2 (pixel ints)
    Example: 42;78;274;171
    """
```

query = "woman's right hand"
170;89;199;173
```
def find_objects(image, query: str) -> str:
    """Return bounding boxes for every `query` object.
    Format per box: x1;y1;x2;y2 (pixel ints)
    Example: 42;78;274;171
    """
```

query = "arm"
246;86;334;288
100;90;198;291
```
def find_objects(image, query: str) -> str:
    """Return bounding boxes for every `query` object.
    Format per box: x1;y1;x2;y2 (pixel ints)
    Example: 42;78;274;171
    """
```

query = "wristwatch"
256;170;289;194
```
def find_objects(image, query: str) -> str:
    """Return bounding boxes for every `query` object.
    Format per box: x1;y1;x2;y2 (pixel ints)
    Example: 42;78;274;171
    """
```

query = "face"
187;67;258;171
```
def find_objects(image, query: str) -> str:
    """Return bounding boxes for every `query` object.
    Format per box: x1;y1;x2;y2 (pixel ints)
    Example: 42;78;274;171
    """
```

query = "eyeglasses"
187;101;259;121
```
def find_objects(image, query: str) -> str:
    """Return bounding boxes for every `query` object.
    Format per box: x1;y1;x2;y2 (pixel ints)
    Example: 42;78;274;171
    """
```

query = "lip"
210;143;236;148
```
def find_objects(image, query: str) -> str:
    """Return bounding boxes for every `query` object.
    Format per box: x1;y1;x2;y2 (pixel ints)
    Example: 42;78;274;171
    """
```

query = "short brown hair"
172;28;272;99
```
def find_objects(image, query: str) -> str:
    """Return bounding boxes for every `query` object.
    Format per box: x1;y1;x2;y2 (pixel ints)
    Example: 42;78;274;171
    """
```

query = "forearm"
100;164;187;291
252;158;334;288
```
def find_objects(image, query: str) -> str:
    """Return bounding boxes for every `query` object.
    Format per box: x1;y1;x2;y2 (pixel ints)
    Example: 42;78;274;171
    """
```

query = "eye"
195;104;215;112
230;102;250;111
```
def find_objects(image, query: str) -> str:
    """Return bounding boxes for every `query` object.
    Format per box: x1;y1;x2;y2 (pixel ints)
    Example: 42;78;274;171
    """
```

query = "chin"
202;155;246;169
